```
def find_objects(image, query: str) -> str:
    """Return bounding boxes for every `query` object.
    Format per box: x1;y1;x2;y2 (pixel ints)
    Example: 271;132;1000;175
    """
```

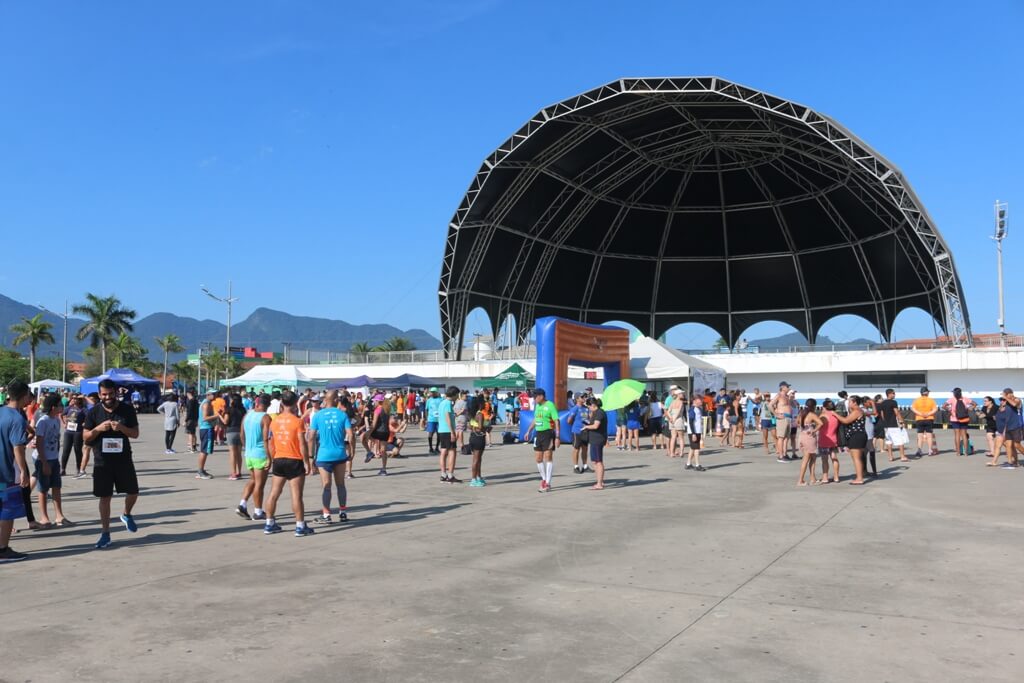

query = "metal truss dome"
439;77;971;357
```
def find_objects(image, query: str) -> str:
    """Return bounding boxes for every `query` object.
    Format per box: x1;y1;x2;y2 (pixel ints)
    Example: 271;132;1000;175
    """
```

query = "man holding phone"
83;378;141;549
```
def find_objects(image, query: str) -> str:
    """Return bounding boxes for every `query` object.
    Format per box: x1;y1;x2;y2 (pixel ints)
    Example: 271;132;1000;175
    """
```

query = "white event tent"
29;379;76;392
220;365;325;390
629;336;726;394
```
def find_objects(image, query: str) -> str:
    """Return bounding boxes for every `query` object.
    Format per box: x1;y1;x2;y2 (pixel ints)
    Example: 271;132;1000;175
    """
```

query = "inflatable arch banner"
519;317;631;441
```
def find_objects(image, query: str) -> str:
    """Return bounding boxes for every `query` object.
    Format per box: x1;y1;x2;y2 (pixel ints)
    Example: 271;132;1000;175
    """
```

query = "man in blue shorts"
310;390;353;524
196;389;216;479
0;381;33;562
423;387;442;455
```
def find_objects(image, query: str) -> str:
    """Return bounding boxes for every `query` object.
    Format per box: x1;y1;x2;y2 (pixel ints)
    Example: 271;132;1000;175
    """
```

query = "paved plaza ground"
3;415;1022;682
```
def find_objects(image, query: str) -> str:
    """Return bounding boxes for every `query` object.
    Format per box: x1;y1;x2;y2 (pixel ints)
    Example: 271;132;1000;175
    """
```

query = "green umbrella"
600;379;646;411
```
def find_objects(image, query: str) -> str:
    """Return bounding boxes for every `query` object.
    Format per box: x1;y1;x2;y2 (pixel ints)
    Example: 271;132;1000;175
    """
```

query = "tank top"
270;412;305;459
819;413;839;448
243;411;268;458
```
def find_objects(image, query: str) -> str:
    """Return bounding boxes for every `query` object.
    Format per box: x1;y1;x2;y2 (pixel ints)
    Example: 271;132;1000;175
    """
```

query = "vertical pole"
225;282;231;360
997;238;1005;339
61;300;68;383
197;347;202;393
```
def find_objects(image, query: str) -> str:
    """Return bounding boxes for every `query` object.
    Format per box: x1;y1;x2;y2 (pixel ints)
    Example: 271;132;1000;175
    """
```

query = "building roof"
439;77;971;358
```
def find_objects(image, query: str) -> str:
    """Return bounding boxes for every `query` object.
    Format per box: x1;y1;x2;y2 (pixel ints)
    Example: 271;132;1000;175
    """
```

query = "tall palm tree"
107;333;146;369
73;294;137;372
350;341;372;361
154;334;184;388
382;337;415;352
10;313;55;383
170;359;196;389
201;348;225;387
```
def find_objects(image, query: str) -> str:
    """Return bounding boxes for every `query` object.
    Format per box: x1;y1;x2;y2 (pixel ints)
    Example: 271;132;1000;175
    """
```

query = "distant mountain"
737;331;876;351
0;293;441;360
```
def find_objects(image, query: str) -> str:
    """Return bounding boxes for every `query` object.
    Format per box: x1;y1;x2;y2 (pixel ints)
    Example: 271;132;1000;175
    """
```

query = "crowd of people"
1;377;1021;563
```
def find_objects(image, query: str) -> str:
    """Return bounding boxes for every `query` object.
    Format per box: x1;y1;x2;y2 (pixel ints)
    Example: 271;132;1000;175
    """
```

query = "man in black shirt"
184;389;199;453
582;397;608;490
877;388;908;462
83;378;141;549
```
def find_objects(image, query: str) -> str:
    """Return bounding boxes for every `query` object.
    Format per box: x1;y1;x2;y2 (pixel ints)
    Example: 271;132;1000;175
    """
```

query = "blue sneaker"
469;478;485;487
120;514;138;533
251;510;267;520
295;524;315;537
364;451;374;463
95;532;112;549
263;522;282;535
478;477;487;486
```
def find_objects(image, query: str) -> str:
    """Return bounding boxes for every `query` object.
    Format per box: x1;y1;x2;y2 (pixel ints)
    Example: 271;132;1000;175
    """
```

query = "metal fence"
278;335;1024;365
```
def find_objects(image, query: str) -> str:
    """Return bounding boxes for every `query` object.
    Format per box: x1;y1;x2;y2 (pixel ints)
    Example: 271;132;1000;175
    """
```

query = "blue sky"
1;0;1021;350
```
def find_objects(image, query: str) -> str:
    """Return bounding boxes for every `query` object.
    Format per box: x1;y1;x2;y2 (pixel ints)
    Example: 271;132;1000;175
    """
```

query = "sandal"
57;518;76;527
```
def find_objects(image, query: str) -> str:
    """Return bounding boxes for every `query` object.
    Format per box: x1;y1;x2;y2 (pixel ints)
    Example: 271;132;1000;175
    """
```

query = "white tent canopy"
29;379;76;391
220;365;325;389
629;336;726;393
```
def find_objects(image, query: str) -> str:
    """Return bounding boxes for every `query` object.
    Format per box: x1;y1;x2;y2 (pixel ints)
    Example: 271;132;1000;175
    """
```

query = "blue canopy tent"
327;374;442;390
79;368;162;409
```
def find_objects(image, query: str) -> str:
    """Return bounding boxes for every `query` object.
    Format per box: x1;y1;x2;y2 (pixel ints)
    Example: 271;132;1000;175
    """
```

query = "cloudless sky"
1;0;1021;350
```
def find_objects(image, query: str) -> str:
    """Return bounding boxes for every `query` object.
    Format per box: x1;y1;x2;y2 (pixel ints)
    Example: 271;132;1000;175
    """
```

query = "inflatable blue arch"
518;316;631;440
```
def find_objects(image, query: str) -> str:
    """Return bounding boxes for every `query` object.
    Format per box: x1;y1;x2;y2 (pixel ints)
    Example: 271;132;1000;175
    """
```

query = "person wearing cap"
567;393;590;473
911;387;938;457
525;388;560;492
437;386;460;483
423;387;442;455
196;389;217;479
666;388;685;458
943;388;976;457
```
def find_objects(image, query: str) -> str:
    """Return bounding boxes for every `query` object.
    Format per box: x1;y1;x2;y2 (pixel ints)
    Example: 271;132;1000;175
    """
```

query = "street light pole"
993;200;1009;342
200;281;239;379
37;300;69;383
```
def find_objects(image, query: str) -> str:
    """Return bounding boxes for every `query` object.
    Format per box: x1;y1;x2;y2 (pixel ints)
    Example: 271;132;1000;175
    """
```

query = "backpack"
954;399;969;420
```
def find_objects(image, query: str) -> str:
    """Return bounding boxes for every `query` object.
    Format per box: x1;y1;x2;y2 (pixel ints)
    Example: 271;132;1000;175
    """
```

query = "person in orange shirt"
394;393;405;423
910;387;938;457
212;393;227;445
263;390;314;536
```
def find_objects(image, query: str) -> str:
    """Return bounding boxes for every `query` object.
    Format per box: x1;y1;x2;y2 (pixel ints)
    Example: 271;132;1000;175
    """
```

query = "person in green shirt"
525;388;560;492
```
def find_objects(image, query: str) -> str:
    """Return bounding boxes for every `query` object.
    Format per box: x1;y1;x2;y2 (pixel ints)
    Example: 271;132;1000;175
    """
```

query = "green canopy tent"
473;363;534;389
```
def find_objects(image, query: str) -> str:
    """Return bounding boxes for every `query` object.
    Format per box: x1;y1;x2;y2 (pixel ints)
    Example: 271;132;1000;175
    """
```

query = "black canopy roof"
439;77;971;357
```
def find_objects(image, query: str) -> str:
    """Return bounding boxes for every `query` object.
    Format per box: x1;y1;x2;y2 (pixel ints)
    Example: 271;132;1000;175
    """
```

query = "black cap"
920;387;929;395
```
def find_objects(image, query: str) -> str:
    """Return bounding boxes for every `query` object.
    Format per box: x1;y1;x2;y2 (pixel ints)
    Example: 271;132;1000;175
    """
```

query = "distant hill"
734;331;877;351
0;293;441;360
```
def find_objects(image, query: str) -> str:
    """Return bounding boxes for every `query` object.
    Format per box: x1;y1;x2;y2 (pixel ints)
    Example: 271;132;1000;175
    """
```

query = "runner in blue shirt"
567;394;590;473
437;387;460;483
423;387;442;455
310;391;354;523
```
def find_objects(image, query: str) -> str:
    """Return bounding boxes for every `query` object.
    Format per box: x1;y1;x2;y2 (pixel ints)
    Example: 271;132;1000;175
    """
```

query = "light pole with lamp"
993;200;1009;343
37;300;69;383
200;281;239;380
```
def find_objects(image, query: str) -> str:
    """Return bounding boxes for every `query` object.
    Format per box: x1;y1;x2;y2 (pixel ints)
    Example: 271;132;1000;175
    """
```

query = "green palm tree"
154;334;185;389
170;359;196;389
73;294;137;372
350;341;372;361
382;337;415;352
108;333;146;369
10;313;55;383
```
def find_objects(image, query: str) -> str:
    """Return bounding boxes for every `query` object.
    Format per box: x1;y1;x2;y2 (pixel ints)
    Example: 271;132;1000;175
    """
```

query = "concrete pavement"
2;416;1022;682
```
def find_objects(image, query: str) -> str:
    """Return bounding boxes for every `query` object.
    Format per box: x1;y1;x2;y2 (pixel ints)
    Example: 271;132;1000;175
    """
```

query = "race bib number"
102;438;124;454
66;423;78;432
